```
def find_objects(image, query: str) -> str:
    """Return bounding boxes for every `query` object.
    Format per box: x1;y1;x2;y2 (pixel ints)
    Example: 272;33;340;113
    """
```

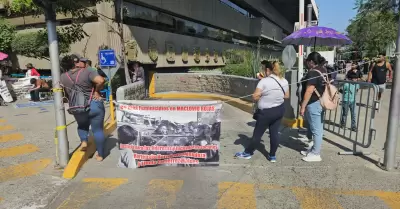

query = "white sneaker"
300;150;310;156
302;153;322;162
306;141;314;150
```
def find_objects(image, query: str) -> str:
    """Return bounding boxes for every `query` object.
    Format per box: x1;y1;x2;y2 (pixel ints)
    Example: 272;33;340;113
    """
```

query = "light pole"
383;0;400;171
298;0;305;82
37;0;69;167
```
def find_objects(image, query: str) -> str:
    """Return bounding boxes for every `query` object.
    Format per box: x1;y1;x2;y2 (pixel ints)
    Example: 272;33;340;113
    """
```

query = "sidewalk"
47;103;400;209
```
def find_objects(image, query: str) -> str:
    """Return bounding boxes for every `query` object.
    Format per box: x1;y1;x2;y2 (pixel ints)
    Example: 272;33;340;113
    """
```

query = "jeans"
340;101;356;128
30;88;49;101
305;101;324;155
73;100;106;157
245;103;285;156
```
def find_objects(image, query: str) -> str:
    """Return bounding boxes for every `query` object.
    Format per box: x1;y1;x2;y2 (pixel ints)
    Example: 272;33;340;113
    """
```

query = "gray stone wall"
116;81;146;101
154;73;258;102
154;72;298;119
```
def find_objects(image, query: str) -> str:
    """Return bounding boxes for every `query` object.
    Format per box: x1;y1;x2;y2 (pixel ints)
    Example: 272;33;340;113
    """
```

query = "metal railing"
323;80;379;155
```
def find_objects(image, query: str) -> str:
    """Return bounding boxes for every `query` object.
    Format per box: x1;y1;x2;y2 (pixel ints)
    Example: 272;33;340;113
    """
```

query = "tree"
4;0;131;84
346;5;397;56
0;18;16;53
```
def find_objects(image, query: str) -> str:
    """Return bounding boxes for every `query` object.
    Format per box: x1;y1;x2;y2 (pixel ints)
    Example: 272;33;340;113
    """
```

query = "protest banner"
116;100;222;168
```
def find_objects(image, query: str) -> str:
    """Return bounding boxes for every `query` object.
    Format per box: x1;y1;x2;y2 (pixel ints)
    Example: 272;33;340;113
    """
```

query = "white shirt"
256;74;289;109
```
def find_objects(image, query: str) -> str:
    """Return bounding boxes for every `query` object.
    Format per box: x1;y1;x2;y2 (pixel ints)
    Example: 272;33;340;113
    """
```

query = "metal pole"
306;4;313;56
383;7;400;170
45;6;69;167
108;67;115;122
298;0;305;82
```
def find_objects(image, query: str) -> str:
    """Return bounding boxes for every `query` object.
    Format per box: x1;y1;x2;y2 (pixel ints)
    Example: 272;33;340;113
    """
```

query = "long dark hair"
306;52;325;66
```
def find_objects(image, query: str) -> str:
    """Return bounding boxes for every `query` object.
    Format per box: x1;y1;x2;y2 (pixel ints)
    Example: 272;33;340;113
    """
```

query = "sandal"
80;141;88;151
95;154;104;162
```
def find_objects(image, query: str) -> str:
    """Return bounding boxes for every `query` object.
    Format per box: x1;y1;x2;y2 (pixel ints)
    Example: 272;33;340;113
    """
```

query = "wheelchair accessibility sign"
99;50;117;67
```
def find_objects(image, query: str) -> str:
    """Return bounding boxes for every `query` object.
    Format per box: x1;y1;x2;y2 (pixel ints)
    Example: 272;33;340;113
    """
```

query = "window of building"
123;3;250;44
219;0;255;18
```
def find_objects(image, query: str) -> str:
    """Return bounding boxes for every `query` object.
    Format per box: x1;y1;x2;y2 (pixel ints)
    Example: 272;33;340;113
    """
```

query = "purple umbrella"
282;26;352;47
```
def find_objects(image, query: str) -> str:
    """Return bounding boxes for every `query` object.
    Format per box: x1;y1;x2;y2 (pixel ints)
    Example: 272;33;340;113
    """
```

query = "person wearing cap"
60;56;107;161
25;63;41;77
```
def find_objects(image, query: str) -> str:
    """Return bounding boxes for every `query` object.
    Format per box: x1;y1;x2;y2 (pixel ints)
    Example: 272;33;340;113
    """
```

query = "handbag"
253;76;285;121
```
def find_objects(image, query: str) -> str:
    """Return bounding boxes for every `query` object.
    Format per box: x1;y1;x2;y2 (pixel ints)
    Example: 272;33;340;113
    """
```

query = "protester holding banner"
235;61;289;162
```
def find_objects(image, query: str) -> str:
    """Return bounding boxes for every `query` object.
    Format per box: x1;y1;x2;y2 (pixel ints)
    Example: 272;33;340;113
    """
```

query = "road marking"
218;182;256;209
0;125;14;131
0;144;39;157
0;158;51;183
292;187;343;209
145;179;184;209
57;178;128;209
0;119;6;123
335;190;400;209
0;133;24;143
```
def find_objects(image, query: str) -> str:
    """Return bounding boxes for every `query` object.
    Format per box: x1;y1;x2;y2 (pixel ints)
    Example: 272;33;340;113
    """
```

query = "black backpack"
64;69;93;115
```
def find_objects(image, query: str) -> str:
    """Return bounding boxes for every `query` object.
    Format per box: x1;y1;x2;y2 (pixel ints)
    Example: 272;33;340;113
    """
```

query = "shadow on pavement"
104;137;118;159
233;134;270;160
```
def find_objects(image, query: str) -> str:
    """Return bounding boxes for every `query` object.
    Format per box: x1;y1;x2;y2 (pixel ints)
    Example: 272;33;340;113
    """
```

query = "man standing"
131;61;144;82
367;54;393;109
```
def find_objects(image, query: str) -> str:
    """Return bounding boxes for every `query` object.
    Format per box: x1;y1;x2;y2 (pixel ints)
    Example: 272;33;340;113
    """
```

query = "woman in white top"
235;61;289;162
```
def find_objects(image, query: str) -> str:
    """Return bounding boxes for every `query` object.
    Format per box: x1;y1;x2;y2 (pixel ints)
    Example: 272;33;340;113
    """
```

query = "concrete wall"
116;81;146;101
154;73;256;101
153;72;297;119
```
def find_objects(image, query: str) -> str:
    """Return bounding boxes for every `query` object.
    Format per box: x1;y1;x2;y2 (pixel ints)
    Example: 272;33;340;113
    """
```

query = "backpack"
64;69;93;115
312;69;339;110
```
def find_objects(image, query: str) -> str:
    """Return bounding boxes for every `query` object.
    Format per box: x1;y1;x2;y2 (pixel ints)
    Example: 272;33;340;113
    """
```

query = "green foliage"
0;18;16;53
11;24;86;59
221;49;257;77
347;0;397;57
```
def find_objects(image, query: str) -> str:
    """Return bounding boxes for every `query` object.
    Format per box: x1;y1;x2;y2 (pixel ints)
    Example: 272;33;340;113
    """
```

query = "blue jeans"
73;100;106;157
305;101;324;155
340;101;356;128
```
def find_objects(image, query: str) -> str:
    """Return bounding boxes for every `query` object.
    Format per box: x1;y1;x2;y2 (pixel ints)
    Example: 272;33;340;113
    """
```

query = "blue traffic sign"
98;49;117;67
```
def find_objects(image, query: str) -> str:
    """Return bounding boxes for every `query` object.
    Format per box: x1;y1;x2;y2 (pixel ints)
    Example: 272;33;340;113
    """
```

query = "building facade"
1;0;318;69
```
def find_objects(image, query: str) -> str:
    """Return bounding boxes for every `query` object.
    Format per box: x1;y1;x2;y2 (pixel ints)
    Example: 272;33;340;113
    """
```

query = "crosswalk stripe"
292;187;343;209
217;182;256;209
0;119;6;123
0;144;39;157
0;158;51;183
335;190;400;209
0;133;24;143
56;178;128;209
0;125;14;131
145;179;184;209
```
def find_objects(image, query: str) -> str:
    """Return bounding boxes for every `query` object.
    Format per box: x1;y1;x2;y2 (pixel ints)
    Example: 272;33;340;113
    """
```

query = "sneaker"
268;155;276;163
302;153;322;162
300;150;310;156
234;151;252;159
305;141;314;150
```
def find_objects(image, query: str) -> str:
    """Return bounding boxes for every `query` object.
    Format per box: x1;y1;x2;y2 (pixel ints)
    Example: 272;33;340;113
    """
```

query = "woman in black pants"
235;61;289;162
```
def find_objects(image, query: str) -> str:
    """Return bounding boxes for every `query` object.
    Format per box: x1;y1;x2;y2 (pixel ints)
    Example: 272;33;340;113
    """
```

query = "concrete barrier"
116;81;146;101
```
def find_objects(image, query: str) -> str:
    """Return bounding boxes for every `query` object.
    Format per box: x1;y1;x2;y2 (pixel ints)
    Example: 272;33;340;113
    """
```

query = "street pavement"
47;101;400;209
0;99;111;209
0;91;399;209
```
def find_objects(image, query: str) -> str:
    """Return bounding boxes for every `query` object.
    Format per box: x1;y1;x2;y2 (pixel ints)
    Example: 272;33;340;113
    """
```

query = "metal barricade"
323;80;379;155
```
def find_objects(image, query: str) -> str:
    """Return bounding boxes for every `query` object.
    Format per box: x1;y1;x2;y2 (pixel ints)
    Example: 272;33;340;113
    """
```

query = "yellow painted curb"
282;117;304;128
62;121;117;179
